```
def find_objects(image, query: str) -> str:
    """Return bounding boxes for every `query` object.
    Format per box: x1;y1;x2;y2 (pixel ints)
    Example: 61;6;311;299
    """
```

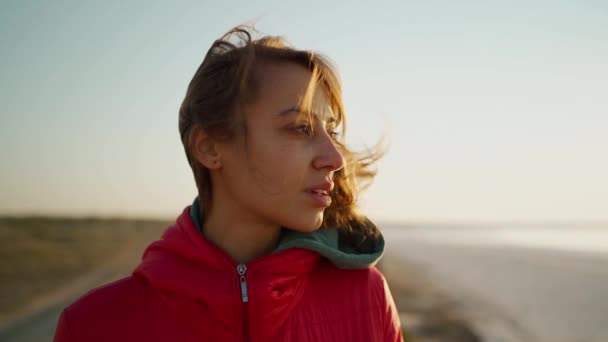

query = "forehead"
251;61;335;121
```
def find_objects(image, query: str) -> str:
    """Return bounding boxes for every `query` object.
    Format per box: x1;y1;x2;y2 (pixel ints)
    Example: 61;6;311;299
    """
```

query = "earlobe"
208;158;221;169
192;127;222;170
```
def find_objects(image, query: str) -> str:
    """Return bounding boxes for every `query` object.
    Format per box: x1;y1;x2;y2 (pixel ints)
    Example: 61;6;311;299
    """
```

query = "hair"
178;26;384;245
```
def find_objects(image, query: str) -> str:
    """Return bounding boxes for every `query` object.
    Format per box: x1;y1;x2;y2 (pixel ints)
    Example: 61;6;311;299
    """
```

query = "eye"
327;129;340;140
292;124;313;136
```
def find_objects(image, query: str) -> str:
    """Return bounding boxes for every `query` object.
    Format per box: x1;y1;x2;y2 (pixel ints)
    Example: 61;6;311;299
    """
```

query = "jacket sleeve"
53;309;75;342
380;272;405;342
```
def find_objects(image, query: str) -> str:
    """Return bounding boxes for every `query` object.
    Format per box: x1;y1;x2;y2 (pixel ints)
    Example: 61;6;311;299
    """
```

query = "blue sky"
1;1;607;222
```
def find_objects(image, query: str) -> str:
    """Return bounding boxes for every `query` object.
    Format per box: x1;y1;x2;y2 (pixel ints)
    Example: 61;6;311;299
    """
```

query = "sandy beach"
384;227;608;342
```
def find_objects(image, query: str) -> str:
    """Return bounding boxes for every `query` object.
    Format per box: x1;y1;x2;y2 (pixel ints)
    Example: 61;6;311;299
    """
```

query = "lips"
310;189;329;196
305;181;334;194
305;181;334;208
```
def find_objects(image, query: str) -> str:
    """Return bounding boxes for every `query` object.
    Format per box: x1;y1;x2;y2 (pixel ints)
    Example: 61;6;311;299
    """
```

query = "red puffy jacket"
54;202;403;341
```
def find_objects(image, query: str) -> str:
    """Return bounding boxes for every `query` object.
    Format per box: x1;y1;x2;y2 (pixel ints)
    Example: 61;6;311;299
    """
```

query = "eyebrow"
277;107;337;124
277;107;300;116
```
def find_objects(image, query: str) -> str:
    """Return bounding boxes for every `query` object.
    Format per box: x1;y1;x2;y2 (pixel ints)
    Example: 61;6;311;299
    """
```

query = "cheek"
247;139;311;196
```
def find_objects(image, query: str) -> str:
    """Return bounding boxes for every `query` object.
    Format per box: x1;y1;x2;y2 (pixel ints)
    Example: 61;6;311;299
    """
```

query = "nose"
312;131;345;172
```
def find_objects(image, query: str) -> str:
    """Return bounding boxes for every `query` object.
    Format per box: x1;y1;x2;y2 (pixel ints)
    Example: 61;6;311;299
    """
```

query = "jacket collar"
189;196;384;269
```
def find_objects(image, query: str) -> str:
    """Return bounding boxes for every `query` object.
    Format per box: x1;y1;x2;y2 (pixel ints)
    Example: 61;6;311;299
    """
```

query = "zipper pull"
236;263;249;303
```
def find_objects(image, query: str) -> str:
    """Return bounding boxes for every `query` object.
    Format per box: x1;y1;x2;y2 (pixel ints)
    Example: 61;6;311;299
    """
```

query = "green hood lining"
189;197;384;269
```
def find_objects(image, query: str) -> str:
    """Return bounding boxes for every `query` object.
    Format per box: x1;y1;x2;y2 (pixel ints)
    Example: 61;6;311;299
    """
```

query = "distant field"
0;217;168;323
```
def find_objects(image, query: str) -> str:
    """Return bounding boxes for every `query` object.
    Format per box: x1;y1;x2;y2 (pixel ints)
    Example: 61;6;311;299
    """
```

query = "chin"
283;213;324;232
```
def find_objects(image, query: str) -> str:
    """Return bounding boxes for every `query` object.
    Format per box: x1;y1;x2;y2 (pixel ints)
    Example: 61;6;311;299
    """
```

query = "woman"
54;26;403;342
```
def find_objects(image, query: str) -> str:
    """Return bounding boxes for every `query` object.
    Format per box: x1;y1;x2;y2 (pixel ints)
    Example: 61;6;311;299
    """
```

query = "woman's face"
215;61;345;232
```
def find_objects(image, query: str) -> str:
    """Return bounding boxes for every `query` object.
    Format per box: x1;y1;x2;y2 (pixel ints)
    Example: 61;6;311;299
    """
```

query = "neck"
200;195;282;265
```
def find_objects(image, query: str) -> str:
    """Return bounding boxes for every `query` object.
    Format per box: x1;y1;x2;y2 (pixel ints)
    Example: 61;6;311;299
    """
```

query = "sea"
383;222;608;256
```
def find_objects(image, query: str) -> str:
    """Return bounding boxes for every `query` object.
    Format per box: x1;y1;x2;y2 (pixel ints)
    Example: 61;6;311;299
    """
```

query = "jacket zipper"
236;263;250;342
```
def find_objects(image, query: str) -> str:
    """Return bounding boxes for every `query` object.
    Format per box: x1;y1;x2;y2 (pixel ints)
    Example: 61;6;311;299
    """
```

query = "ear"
191;126;223;170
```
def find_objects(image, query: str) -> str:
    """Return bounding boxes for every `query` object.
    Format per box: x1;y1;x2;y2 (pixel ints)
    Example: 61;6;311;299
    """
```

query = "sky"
1;0;607;223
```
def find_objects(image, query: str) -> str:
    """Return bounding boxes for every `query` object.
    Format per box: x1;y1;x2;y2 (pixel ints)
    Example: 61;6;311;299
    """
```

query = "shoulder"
57;275;154;340
309;260;390;306
65;274;149;315
315;260;387;290
291;260;397;339
312;263;404;340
